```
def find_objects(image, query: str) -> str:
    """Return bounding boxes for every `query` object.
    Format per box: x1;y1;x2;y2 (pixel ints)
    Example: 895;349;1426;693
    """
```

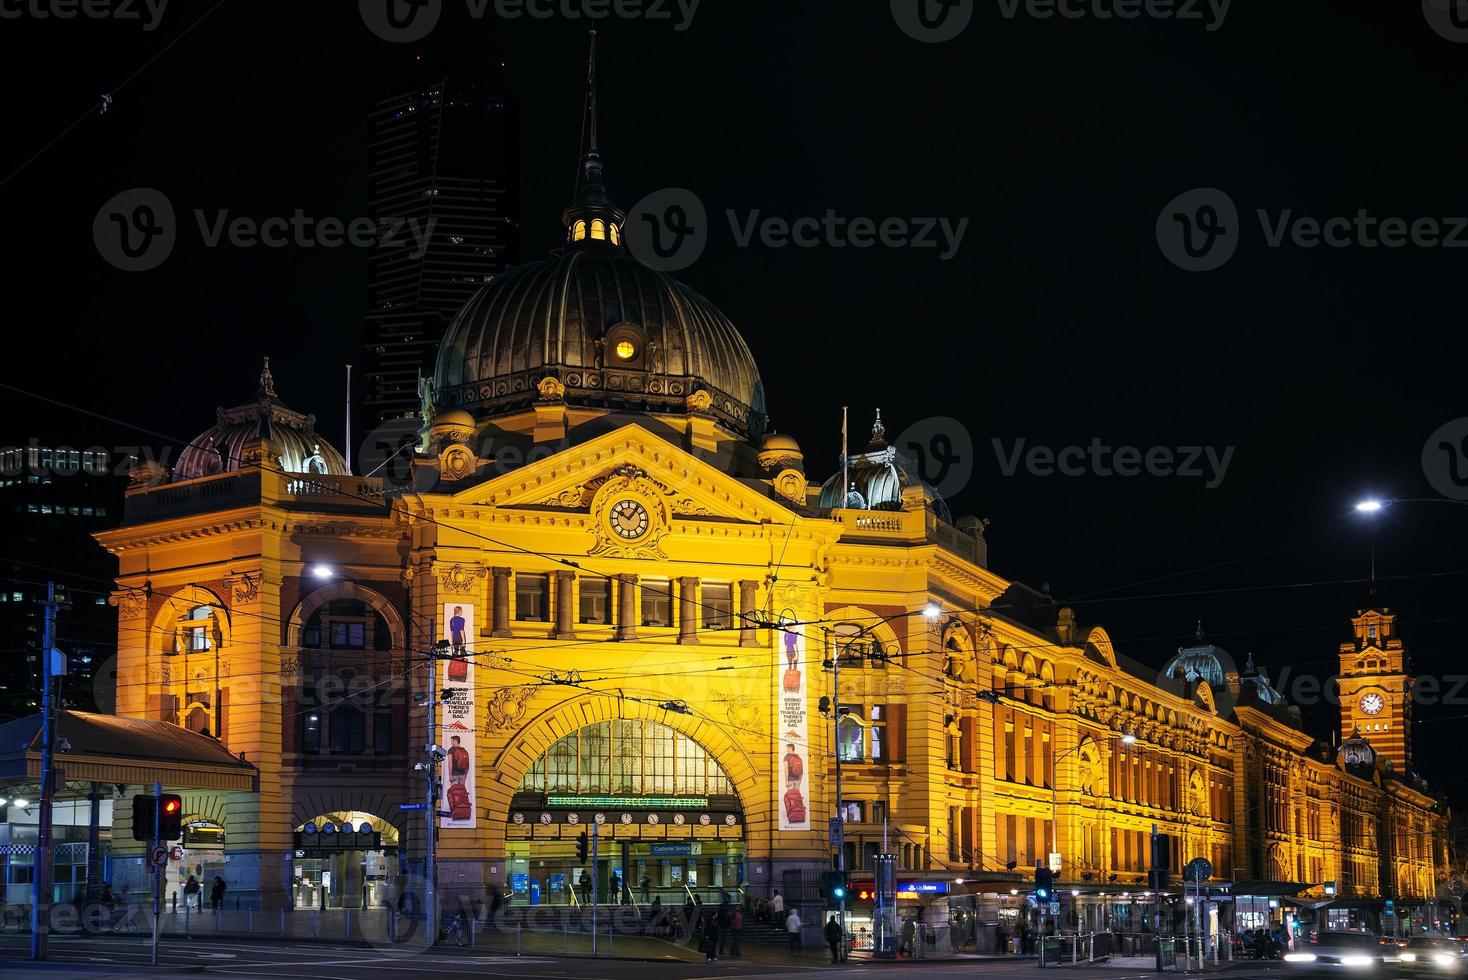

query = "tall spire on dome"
258;356;276;399
562;30;625;249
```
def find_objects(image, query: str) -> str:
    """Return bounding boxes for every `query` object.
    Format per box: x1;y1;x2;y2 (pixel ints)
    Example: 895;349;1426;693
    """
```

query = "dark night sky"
3;2;1468;803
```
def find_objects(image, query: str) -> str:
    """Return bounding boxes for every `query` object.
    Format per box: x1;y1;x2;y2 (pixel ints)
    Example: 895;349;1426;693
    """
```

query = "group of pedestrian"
696;896;744;963
181;874;227;911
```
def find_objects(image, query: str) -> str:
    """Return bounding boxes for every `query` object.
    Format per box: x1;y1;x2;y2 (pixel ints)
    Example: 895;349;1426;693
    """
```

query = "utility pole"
425;643;439;946
833;631;846;961
591;822;600;954
30;581;67;961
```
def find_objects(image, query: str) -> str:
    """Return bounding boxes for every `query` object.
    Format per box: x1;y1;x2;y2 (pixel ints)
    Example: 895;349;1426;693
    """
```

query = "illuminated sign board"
546;796;709;809
899;881;948;894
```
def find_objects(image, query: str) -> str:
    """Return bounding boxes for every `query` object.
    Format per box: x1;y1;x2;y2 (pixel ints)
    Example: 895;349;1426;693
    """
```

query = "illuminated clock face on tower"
610;499;650;539
1360;692;1385;715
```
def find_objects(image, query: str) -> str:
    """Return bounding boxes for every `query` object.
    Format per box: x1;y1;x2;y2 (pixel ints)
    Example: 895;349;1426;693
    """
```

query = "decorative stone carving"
537;376;567;401
587;466;673;559
228;573;260;604
721;694;758;730
773;469;807;505
484;686;536;734
437;563;488;595
685;390;712;412
440;445;477;482
671;497;714;517
111;591;147;619
543;487;590;509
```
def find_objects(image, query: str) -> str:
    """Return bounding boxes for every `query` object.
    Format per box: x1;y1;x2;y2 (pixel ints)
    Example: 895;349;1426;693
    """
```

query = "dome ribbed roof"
817;410;952;523
174;359;347;481
433;249;766;438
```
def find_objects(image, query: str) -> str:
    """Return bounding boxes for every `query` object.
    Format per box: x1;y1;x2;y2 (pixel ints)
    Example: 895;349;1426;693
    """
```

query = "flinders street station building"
7;114;1448;948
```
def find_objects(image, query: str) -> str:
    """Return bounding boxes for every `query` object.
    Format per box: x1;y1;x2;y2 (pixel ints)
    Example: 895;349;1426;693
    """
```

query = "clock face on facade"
610;499;650;539
1360;692;1385;715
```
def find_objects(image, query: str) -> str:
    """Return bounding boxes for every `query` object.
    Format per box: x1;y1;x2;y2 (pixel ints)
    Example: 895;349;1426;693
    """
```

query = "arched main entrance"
509;719;746;908
292;812;400;909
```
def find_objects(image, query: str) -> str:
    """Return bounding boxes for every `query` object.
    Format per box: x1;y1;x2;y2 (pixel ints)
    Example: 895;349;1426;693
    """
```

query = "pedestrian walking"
210;875;226;912
701;913;720;963
609;872;621;905
825;915;843;963
717;900;733;955
730;905;744;956
769;889;784;927
639;873;651;904
900;914;916;957
184;875;201;910
579;870;592;906
786;907;803;955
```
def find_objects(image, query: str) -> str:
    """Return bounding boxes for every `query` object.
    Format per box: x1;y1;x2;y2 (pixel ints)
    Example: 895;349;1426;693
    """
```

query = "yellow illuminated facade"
93;113;1449;936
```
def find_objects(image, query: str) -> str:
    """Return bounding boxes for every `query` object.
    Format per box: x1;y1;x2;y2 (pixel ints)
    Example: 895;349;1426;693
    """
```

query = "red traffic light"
162;798;181;814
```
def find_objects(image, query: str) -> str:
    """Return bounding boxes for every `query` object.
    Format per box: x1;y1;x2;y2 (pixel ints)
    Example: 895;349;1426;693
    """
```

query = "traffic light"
158;794;183;841
131;794;156;842
823;870;848;904
576;830;589;864
1034;863;1054;901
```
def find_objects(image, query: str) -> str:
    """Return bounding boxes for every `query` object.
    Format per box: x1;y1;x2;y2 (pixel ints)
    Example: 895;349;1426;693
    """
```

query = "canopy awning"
1228;880;1312;897
0;710;257;792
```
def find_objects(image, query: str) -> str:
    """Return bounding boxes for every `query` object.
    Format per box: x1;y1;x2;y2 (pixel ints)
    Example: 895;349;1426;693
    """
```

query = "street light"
310;564;335;580
1355;497;1468;513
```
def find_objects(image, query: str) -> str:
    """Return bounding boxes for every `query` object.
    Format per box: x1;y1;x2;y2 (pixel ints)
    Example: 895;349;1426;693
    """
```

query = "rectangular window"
373;712;392;755
579;578;610;624
641;578;672;627
303;711;322;754
516;573;549;621
838;712;864;762
329;708;367;754
702;583;733;629
328;620;366;649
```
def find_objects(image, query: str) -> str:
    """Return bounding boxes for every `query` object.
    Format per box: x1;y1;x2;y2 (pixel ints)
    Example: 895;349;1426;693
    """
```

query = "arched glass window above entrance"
518;720;734;797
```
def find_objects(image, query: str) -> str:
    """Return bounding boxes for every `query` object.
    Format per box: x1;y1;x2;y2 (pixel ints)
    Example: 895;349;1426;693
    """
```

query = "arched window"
609;223;621;245
519;720;734;797
572;220;588;242
590;219;607;241
301;598;392;651
186;605;212;651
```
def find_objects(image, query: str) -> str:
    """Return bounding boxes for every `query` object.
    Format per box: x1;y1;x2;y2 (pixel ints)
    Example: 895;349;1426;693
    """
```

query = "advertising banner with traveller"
777;620;810;831
441;602;476;829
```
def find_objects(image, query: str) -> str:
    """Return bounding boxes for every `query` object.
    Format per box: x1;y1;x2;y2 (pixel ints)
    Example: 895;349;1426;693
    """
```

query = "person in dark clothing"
900;915;916;957
825;915;844;963
609;873;620;906
716;901;733;955
209;876;226;912
640;874;651;904
579;871;592;906
184;875;201;910
701;914;719;963
730;905;744;956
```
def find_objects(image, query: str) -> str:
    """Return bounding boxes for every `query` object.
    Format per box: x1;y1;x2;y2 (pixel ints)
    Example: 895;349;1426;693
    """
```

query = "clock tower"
1337;608;1413;773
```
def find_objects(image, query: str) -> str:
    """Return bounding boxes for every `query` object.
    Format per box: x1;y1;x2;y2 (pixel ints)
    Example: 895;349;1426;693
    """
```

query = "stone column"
553;571;577;640
677;577;700;645
738;580;761;647
616;574;639;641
491;567;512;638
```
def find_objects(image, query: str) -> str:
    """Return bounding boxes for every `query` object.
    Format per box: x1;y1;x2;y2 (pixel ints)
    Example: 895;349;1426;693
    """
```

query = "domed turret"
817;410;952;523
429;33;765;442
174;358;348;481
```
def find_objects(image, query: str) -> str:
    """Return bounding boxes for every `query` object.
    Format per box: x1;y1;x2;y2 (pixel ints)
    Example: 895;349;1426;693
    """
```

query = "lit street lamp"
1355;497;1468;513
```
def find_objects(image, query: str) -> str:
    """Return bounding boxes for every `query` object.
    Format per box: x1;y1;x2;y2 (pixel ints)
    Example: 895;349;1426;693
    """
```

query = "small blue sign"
651;844;694;856
898;881;948;894
399;803;428;811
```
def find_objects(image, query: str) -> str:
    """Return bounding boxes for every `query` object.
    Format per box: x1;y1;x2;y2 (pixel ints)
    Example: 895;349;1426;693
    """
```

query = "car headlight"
1401;953;1418;962
1435;954;1457;966
1341;955;1375;967
1285;953;1319;963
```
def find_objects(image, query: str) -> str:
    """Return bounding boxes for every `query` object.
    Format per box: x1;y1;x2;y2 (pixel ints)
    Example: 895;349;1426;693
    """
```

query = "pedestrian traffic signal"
823;870;848;904
1034;863;1054;901
576;830;589;864
131;794;156;841
158;794;183;841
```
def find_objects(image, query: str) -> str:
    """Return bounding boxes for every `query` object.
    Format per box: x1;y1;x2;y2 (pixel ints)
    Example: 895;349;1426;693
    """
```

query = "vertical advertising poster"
777;621;810;831
441;602;476;829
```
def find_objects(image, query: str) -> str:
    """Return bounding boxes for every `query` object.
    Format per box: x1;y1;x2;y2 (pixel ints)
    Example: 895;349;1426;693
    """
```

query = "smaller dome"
757;431;804;474
817;410;952;524
433;408;475;429
174;358;348;481
1161;642;1227;690
761;432;800;453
